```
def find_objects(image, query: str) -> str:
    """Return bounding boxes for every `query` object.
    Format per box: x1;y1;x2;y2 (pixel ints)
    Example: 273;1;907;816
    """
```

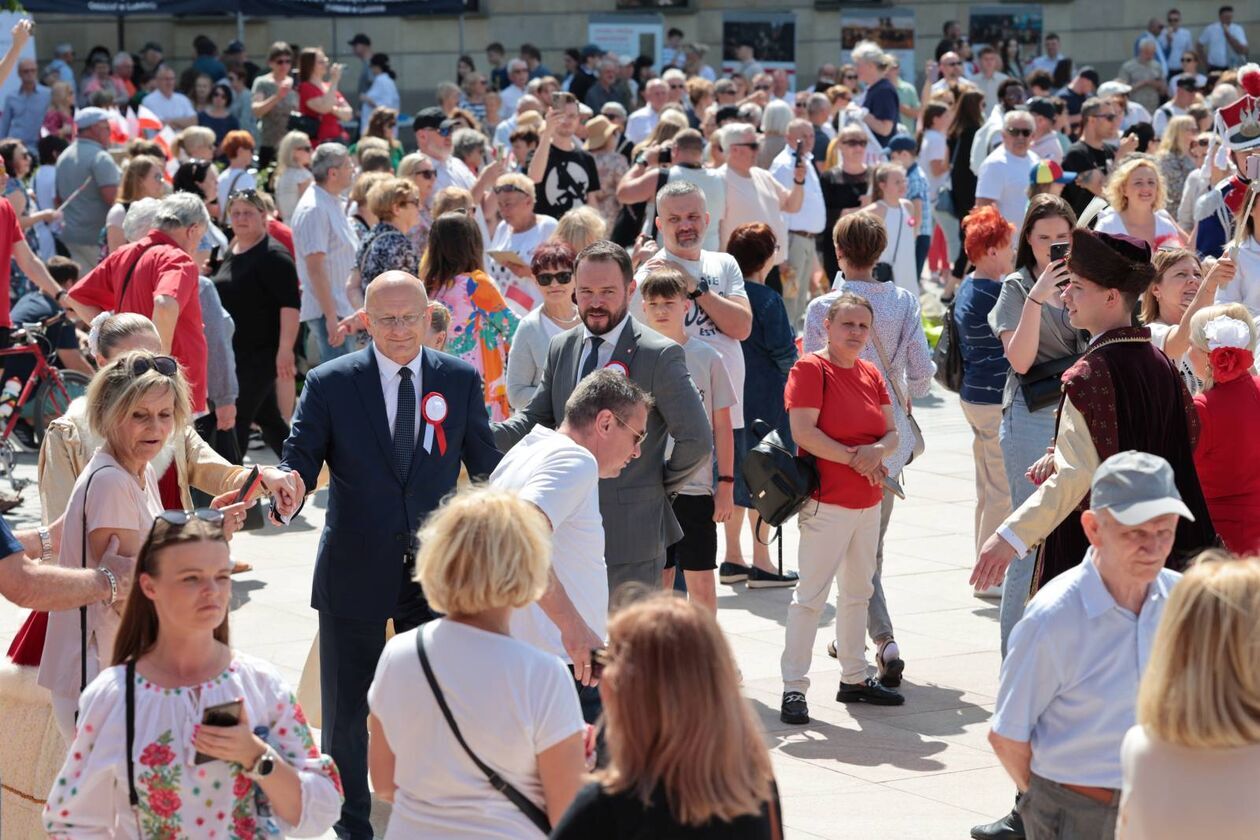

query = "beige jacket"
37;398;250;524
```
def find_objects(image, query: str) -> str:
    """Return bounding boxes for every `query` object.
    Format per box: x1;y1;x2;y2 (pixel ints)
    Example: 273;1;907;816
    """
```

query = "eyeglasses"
754;84;772;92
941;61;961;67
437;126;453;138
841;138;868;147
273;58;292;66
228;187;265;206
398;198;420;208
415;169;437;179
1194;138;1211;147
843;73;859;80
129;354;179;377
611;411;647;446
1091;112;1119;122
536;270;572;286
1006;127;1032;138
371;313;425;329
1181;57;1195;63
157;508;225;528
668;83;685;90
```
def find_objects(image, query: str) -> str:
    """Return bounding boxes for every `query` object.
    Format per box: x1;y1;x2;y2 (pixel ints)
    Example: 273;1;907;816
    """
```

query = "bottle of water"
0;377;21;420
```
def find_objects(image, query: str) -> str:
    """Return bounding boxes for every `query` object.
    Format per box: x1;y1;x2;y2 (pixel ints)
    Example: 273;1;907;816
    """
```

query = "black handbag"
1017;354;1080;413
740;419;818;577
933;300;965;393
287;111;321;139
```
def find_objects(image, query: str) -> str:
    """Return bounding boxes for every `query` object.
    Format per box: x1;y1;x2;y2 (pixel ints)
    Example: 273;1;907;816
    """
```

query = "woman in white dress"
45;513;342;838
865;162;920;300
1095;156;1189;249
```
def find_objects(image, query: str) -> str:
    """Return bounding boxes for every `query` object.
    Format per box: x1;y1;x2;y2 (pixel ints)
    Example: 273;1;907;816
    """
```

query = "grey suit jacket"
494;316;711;568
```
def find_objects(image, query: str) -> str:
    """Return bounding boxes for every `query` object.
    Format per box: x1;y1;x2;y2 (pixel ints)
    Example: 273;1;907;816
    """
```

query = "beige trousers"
63;241;102;273
961;400;1012;558
782;500;881;688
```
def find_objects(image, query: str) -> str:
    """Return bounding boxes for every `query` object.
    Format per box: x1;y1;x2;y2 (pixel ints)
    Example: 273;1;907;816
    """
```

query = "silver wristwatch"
245;747;280;781
37;526;52;563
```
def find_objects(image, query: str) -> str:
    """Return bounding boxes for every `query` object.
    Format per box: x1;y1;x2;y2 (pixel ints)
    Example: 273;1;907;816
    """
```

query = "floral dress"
356;221;419;292
432;269;520;421
45;652;343;839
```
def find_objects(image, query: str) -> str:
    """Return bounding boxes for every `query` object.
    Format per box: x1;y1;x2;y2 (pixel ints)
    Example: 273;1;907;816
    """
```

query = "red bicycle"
0;313;90;488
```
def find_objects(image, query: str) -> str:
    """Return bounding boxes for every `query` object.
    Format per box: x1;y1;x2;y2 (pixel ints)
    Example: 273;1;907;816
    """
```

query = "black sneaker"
780;691;809;724
837;677;905;706
719;561;750;584
747;566;800;589
876;639;905;688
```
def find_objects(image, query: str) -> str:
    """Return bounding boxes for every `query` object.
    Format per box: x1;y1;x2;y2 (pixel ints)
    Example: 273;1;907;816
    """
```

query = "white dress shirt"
374;345;423;446
770;146;824;234
576;313;630;377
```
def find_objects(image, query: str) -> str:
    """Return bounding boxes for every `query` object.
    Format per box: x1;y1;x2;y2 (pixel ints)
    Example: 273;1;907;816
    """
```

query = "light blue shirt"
0;84;49;148
992;552;1181;788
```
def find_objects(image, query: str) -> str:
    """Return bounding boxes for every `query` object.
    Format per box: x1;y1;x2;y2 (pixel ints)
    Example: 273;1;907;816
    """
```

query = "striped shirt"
954;275;1009;405
291;184;359;322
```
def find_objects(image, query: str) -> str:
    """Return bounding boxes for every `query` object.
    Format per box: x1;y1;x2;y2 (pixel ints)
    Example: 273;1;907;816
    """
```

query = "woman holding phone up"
44;513;343;838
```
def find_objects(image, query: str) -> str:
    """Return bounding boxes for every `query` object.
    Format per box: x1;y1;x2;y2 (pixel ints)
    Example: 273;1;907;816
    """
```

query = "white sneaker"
973;584;1003;601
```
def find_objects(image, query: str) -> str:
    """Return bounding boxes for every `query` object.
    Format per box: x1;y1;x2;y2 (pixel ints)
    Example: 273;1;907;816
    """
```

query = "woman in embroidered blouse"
421;212;519;421
45;515;343;838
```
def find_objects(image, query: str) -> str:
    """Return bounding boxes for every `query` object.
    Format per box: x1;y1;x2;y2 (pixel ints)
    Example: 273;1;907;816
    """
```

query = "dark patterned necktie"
579;336;603;382
393;367;415;480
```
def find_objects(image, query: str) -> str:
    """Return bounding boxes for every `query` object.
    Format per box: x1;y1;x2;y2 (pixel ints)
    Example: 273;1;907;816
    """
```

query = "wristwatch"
245;747;280;781
36;526;52;563
687;280;710;301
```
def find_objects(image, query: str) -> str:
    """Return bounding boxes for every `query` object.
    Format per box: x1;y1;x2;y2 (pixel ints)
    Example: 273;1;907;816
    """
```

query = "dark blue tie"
393;367;415;481
579;336;604;382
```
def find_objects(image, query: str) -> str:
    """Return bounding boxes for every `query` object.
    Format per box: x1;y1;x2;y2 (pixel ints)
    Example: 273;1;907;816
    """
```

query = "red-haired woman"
955;206;1015;583
215;129;257;222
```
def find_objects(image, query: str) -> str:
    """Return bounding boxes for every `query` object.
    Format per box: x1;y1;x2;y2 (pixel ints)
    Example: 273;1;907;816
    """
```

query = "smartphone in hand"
194;699;243;765
1049;242;1070;263
235;465;262;505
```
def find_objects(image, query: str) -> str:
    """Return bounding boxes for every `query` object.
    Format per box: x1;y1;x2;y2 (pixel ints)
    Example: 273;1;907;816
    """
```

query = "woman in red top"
1187;303;1260;555
781;290;901;727
297;47;352;145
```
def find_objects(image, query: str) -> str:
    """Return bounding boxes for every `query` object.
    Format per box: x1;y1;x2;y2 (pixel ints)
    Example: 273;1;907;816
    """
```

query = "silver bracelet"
99;567;118;606
37;526;52;563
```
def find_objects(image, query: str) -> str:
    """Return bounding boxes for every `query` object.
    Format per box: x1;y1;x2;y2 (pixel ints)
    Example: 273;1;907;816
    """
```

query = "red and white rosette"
605;361;629;377
422;392;448;456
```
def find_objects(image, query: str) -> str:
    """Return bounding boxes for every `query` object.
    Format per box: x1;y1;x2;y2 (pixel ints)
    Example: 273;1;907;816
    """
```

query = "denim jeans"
997;390;1057;656
867;487;897;644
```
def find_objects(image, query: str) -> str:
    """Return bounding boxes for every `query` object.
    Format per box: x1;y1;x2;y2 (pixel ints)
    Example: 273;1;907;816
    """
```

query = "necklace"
546;306;580;327
1083;333;1149;358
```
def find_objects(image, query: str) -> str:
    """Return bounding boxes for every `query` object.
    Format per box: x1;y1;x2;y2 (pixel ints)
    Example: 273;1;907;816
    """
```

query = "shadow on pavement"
229;578;266;611
717;586;835;629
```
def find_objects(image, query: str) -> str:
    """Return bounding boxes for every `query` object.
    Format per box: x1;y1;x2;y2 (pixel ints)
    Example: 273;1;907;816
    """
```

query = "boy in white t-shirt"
640;269;735;614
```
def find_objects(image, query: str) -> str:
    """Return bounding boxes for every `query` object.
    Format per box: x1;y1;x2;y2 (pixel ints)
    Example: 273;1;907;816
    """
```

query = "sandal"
230;561;254;575
876;638;904;687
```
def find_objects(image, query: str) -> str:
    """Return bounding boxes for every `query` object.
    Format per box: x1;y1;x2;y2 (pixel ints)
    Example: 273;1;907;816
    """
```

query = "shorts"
664;493;717;572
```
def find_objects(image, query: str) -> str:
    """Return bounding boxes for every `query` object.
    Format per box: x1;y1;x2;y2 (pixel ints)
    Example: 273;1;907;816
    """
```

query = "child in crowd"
426;301;451;351
640;268;735;614
887;135;933;281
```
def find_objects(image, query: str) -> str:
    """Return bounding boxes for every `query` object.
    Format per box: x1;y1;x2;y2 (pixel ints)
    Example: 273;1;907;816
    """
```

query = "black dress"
949;127;979;278
818;167;869;283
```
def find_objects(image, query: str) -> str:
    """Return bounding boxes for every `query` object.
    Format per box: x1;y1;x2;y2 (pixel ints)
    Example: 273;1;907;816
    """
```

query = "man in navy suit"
280;270;501;839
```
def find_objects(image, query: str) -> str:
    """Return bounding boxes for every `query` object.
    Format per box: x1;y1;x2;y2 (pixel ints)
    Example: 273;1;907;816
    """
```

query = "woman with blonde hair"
1119;555;1260;838
1184;303;1260;554
369;487;586;837
168;125;215;177
1139;248;1237;391
103;155;165;253
1156;114;1200;213
355;176;421;296
486;171;557;313
1095;156;1188;248
397;152;437;255
273;130;313;221
553;206;606;255
863;162;919;299
45;514;342;838
552;593;781;837
347;170;389;240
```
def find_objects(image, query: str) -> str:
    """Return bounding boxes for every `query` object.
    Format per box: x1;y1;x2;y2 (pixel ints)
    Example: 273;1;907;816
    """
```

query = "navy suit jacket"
280;347;501;620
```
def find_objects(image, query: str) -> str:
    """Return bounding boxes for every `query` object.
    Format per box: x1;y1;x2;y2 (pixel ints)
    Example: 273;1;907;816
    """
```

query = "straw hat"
585;115;616;151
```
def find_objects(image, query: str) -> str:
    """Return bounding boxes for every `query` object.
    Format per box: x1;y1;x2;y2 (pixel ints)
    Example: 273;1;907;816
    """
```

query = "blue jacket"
281;347;501;620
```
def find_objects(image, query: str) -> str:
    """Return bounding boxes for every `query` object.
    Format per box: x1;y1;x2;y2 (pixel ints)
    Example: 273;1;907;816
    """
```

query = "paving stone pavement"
0;386;1012;839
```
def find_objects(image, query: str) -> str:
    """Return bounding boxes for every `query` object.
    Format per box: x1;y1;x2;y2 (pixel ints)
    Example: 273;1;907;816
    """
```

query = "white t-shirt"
486;215;558;317
976;145;1038;226
632;248;748;427
719;165;790;263
625;105;661;145
662;165;726;253
368;621;584;839
1199;22;1248;68
141;90;196;124
490;426;607;660
920;128;949;195
675;339;737;496
1093;207;1184;249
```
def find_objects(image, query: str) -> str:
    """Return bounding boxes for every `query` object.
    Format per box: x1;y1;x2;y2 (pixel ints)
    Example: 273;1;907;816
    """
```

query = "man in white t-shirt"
770;119;826;327
717;122;805;264
625;78;669;145
632;180;751;432
976;110;1039;226
490;370;652;719
141;65;197;129
1198;6;1249;71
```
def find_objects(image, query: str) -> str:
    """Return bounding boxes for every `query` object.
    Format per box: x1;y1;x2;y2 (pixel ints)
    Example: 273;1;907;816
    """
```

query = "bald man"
278;270;501;840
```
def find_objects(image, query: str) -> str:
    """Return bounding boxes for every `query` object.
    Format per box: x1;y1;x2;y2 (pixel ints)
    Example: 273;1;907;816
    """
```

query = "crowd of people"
0;7;1254;839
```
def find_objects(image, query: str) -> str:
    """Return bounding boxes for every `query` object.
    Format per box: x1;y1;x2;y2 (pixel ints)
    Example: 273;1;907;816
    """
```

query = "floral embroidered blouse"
45;652;343;839
431;270;520;422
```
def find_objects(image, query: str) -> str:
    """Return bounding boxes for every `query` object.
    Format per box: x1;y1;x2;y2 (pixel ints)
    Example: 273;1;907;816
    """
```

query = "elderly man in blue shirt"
984;451;1194;840
0;58;49;149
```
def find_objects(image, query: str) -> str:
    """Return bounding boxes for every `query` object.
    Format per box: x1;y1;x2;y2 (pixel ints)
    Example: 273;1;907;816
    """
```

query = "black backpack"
933;301;965;393
740;419;820;573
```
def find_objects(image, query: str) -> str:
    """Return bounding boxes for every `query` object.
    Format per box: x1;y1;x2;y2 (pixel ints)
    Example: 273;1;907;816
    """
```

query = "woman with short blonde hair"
1096;156;1186;248
274;129;314;221
368;487;586;837
552;593;781;836
1119;555;1260;838
356;177;421;293
487;171;555;312
553;206;606;254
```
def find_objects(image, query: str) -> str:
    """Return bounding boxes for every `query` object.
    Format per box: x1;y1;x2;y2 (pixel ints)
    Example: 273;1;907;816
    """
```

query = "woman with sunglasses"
486;172;558;313
506;240;579;410
1157;115;1202;215
397;152;438;256
819;124;872;284
45;512;343;838
250;43;298;169
1177;132;1216;232
553;593;780;837
422;211;519;421
38;351;253;743
355;177;422;295
274;131;313;222
197;82;240;150
297;46;351;146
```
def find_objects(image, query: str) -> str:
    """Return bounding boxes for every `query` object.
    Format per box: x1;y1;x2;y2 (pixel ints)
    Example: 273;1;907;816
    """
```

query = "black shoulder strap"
415;627;552;835
125;660;139;807
116;243;162;310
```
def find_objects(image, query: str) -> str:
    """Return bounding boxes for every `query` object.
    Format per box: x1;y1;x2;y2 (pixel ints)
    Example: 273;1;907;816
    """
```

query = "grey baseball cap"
1091;451;1194;526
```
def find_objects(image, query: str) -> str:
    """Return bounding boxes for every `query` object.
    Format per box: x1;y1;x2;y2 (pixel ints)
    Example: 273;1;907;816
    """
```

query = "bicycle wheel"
33;370;91;444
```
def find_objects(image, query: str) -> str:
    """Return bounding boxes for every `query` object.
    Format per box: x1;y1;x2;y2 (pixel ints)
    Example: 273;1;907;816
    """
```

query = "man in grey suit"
494;240;711;597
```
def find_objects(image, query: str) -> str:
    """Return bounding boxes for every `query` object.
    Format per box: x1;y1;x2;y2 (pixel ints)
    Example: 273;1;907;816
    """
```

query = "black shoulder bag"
740;419;819;576
415;628;552;835
932;299;965;393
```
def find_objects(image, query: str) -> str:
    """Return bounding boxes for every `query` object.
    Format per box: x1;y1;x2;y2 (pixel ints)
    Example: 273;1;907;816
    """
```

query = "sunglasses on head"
536;270;572;286
228;187;264;205
129;354;179;377
493;184;528;196
156;508;225;528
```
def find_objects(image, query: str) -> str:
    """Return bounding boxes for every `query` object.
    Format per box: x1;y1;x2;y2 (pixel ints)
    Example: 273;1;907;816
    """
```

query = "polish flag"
135;105;164;136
